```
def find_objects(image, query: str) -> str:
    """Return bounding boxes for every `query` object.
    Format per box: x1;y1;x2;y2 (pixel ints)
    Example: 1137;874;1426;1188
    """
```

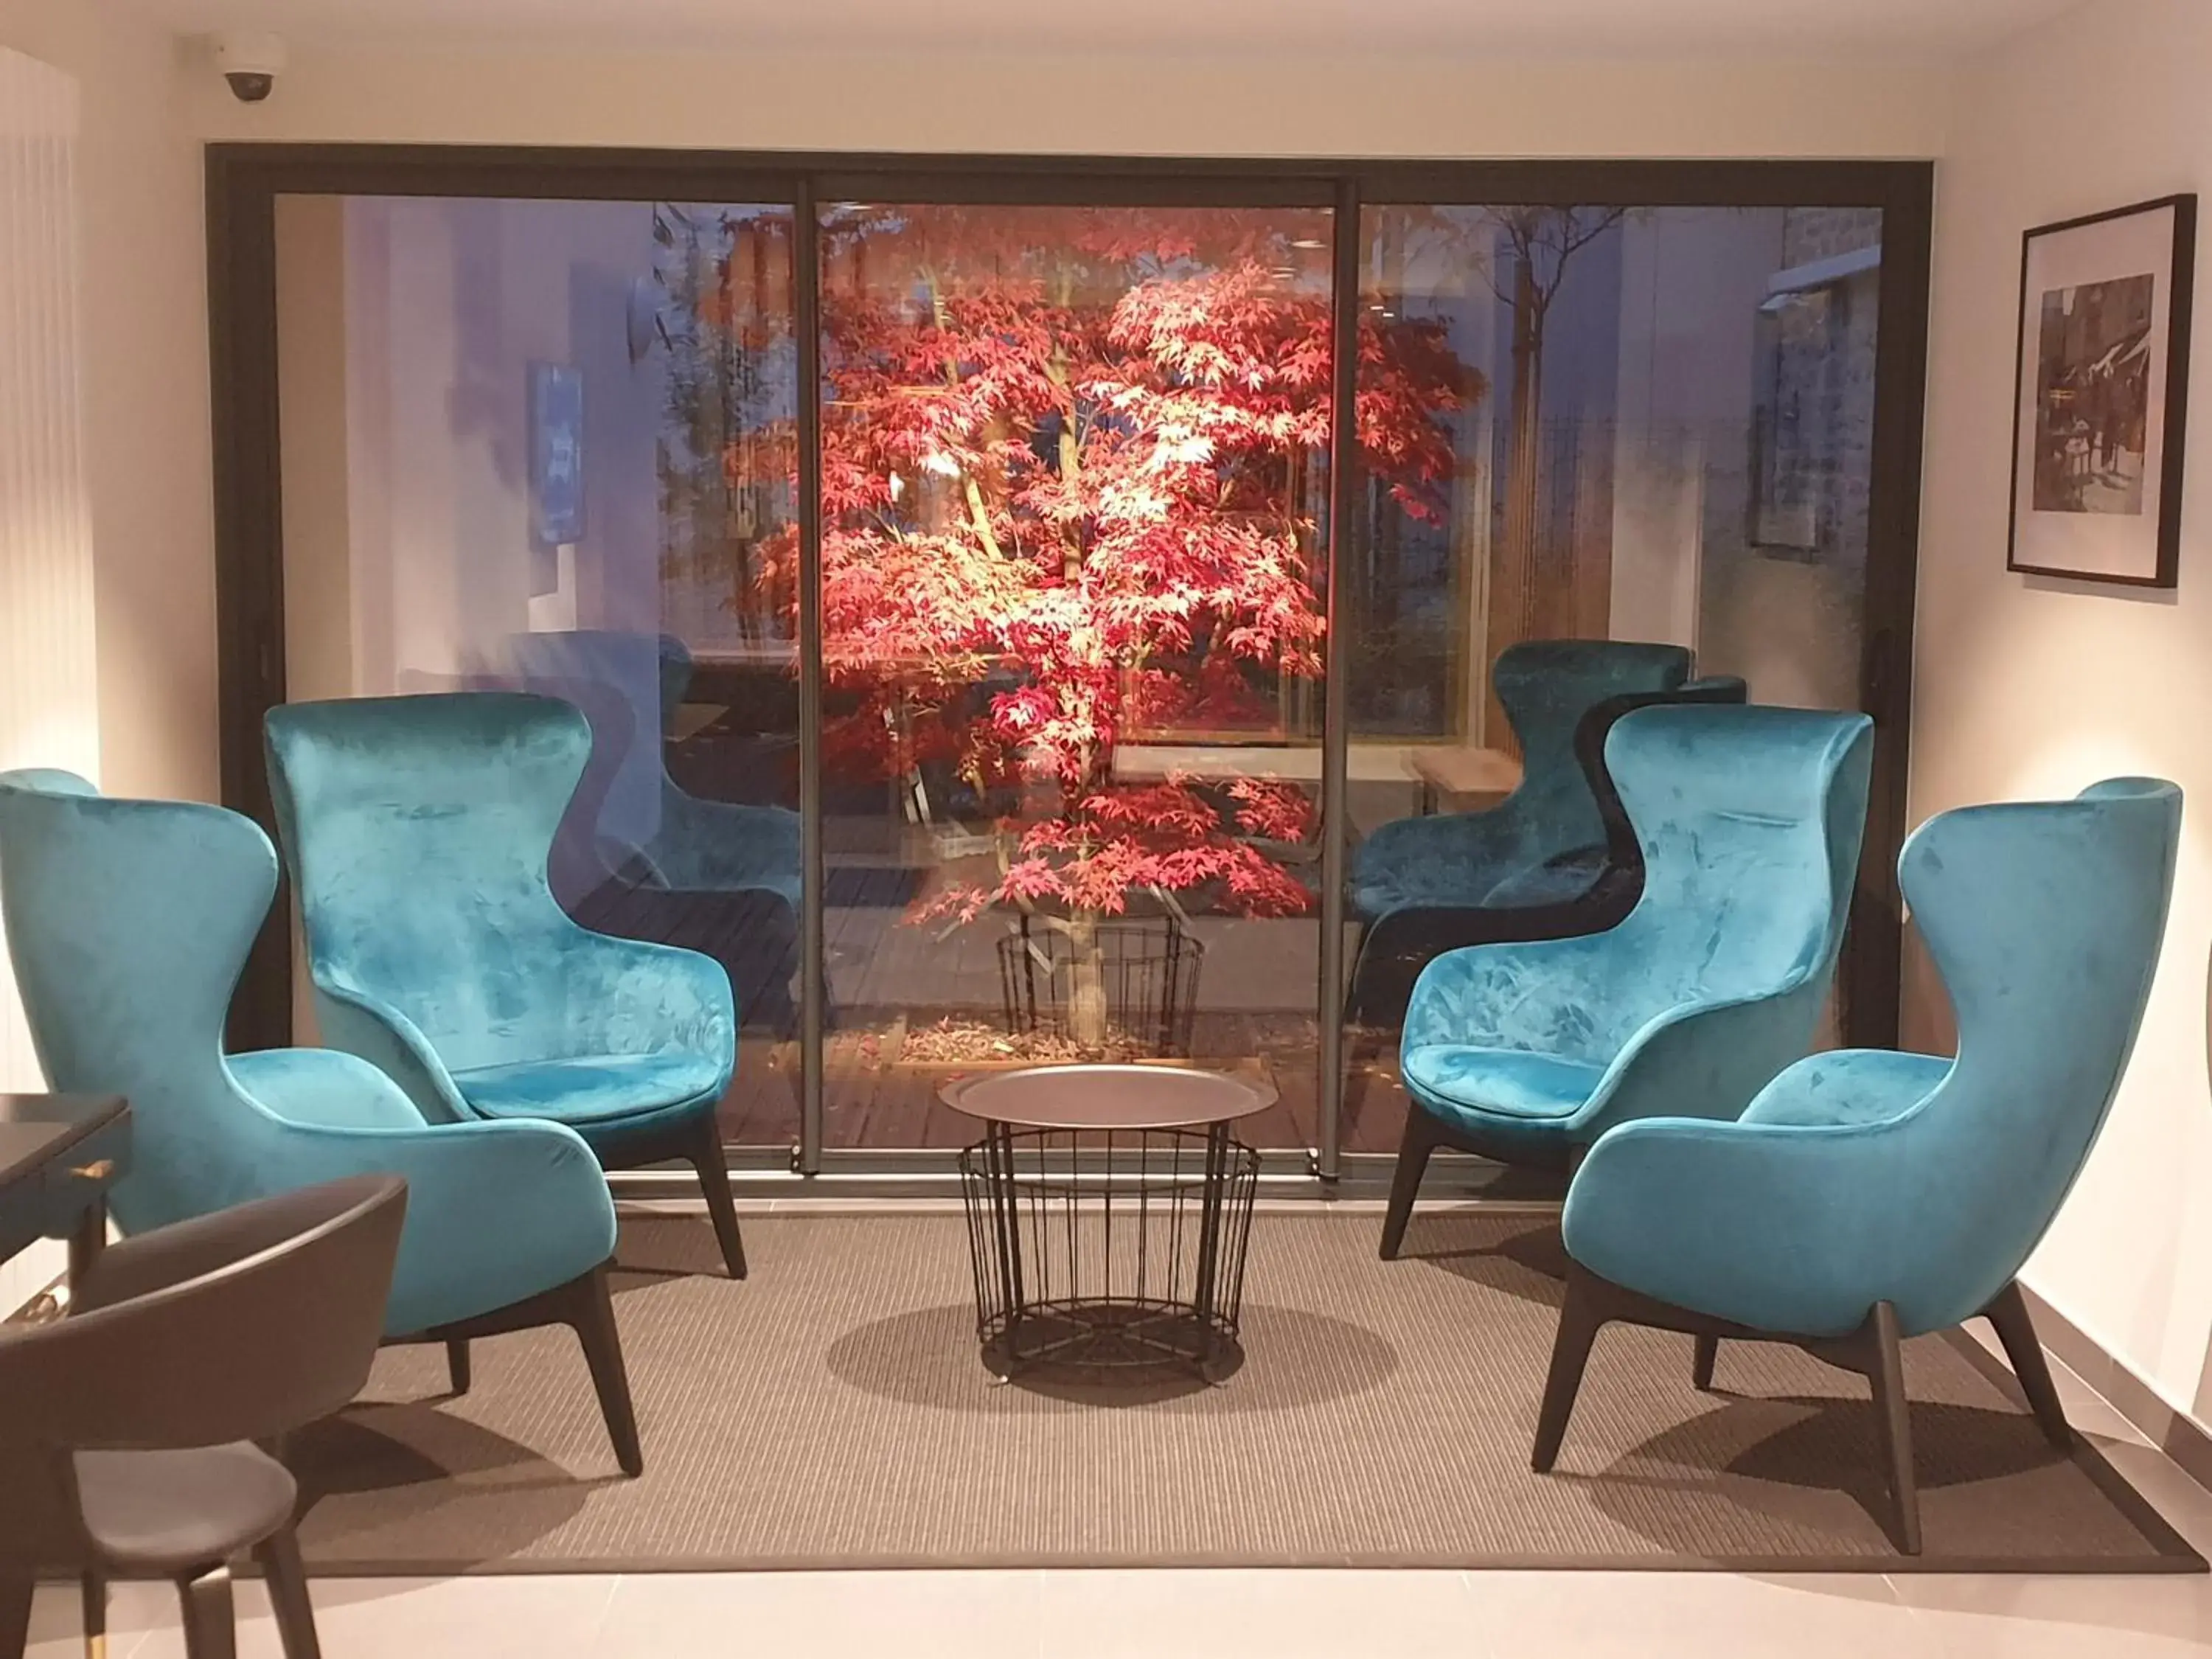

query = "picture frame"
2008;194;2196;588
528;360;586;552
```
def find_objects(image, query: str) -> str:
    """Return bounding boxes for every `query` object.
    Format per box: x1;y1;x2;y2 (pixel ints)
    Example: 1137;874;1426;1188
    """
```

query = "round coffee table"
941;1064;1275;1382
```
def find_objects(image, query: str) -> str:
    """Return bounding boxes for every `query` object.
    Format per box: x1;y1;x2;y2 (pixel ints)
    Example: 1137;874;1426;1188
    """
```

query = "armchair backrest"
1596;704;1874;1049
1486;639;1693;866
505;628;669;877
1892;778;2179;1322
1575;674;1750;897
0;771;425;1234
264;692;593;1074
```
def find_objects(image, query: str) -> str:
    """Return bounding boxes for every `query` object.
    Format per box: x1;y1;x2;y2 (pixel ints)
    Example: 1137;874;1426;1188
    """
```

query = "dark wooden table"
0;1093;130;1293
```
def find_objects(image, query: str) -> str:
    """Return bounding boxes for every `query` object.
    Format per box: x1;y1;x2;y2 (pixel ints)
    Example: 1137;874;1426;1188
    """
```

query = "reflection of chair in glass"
1380;705;1874;1253
1536;779;2180;1554
640;634;802;909
509;627;801;902
0;1178;406;1659
1351;641;1691;926
515;630;801;1037
0;771;644;1473
1349;642;1691;1032
265;692;749;1281
1346;672;1747;1028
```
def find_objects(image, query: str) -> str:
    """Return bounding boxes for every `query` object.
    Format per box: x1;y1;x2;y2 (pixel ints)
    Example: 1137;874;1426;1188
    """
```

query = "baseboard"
2019;1282;2212;1497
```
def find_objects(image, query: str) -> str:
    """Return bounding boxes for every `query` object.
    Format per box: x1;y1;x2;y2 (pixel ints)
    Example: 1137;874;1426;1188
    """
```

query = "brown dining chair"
0;1175;406;1659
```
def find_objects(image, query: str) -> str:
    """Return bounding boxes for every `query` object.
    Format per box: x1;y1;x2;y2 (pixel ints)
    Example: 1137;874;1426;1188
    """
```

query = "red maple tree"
695;206;1478;1043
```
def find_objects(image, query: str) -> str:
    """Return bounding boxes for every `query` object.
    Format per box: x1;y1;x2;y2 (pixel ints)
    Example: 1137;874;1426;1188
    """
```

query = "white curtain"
0;46;100;1311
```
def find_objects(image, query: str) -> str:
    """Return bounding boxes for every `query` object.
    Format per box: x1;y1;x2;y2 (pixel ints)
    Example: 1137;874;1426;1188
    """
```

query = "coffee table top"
939;1064;1278;1132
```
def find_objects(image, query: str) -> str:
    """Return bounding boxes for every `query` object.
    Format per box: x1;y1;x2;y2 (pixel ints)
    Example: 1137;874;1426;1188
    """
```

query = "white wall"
0;0;215;804
0;43;100;1315
1913;0;2212;1425
178;41;1953;159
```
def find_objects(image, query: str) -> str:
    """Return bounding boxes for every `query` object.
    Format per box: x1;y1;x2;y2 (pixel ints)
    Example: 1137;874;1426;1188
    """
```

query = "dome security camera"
211;31;286;102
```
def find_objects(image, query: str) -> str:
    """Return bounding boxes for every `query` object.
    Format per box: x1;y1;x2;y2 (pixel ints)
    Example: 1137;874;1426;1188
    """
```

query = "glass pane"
272;194;802;1150
1343;205;1884;1152
814;204;1334;1150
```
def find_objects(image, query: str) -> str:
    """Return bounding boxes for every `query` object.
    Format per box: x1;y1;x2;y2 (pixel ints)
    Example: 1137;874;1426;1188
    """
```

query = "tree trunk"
1065;909;1110;1051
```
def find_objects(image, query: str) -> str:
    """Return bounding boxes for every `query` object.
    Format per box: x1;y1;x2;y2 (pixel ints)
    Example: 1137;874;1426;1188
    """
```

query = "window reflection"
1343;205;1883;1152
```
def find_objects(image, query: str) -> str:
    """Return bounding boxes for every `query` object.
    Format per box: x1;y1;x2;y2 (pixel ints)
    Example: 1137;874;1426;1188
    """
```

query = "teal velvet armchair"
1535;778;2181;1554
264;692;749;1279
1345;672;1747;1028
1380;704;1874;1254
0;771;645;1476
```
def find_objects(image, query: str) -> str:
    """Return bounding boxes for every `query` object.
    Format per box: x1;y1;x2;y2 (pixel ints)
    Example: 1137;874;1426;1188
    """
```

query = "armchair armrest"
1353;807;1529;911
1350;876;1631;1029
647;788;801;908
229;1048;617;1332
555;924;737;1067
1571;980;1830;1141
310;976;472;1123
1399;932;1624;1063
1563;1065;1963;1339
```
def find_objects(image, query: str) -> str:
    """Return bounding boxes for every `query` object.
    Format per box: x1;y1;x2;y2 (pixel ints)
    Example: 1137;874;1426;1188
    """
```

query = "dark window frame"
206;145;1931;1180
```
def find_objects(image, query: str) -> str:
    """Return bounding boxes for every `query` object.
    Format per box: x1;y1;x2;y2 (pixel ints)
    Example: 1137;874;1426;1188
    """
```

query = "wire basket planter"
996;914;1205;1057
957;1124;1260;1382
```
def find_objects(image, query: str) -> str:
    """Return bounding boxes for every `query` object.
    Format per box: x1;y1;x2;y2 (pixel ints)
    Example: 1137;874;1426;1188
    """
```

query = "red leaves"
706;206;1474;922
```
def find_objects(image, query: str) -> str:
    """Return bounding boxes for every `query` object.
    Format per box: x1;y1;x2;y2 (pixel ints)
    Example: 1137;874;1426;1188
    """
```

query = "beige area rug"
285;1211;2202;1573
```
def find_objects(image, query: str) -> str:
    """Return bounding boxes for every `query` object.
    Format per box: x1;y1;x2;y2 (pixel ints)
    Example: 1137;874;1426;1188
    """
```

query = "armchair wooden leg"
254;1526;321;1659
80;1571;103;1659
445;1338;472;1397
1692;1334;1719;1392
564;1265;644;1478
1532;1265;1608;1473
688;1118;748;1280
174;1564;237;1659
1;1572;32;1659
1983;1281;2073;1448
1380;1107;1443;1261
1867;1301;1922;1557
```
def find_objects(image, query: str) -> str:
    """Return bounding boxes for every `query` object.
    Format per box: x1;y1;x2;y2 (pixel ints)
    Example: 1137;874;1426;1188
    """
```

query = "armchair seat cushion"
453;1051;725;1126
1402;1043;1607;1120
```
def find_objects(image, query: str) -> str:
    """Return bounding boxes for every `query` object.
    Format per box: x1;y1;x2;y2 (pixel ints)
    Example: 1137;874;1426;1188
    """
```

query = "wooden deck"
568;851;1410;1153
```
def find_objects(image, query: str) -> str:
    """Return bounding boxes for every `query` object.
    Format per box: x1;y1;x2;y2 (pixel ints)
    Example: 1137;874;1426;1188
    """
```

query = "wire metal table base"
958;1123;1262;1383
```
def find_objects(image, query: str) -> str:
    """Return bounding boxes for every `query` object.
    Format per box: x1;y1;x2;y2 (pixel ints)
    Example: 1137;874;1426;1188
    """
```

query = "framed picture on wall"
2008;195;2197;587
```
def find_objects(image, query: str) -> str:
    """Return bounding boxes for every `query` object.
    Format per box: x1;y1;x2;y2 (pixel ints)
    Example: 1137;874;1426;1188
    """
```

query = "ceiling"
125;0;2084;58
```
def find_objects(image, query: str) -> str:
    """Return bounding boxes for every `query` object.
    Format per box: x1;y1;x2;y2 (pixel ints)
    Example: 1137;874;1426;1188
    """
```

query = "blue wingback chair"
1535;779;2181;1554
0;771;645;1475
1349;639;1692;923
263;692;749;1280
1346;672;1747;1029
1380;704;1874;1256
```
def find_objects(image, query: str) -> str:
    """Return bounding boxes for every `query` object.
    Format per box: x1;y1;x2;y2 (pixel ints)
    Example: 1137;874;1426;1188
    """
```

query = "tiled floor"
25;1326;2212;1657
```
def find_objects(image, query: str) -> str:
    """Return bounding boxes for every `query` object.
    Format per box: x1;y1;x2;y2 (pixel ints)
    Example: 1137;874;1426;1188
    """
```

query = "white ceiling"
125;0;2084;58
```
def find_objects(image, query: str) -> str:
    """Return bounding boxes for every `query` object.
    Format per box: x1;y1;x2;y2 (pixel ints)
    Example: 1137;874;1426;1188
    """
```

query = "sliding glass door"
1340;201;1896;1158
228;152;1928;1185
271;192;805;1148
808;201;1336;1153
